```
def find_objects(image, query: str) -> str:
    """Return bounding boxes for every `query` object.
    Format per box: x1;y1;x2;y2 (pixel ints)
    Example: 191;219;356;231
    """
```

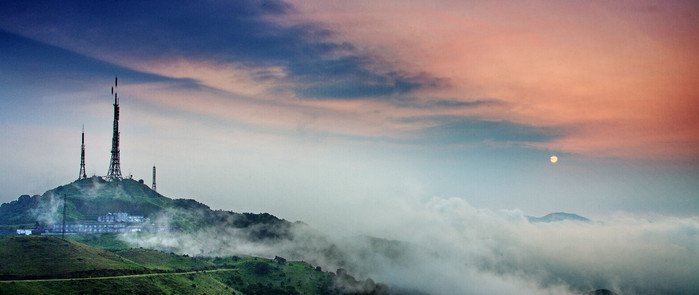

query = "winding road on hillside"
0;268;238;283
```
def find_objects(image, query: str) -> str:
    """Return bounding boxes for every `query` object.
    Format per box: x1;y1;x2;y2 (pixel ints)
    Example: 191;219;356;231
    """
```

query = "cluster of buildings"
16;212;148;236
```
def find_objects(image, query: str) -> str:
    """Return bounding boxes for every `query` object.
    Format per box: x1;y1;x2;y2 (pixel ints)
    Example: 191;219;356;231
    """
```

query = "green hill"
0;271;243;295
0;237;392;295
0;178;418;294
0;236;146;280
0;177;169;227
115;248;215;271
0;177;294;241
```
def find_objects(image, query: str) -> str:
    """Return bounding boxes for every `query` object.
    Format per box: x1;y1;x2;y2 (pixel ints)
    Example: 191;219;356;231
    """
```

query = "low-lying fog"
119;196;699;295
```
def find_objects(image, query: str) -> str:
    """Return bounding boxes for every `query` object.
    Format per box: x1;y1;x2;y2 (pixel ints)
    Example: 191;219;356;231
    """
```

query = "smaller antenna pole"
62;194;67;240
152;165;157;192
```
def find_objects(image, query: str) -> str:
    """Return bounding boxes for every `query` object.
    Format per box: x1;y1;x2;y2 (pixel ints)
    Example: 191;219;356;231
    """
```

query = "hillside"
115;248;215;271
0;177;168;227
0;236;146;280
0;236;396;295
0;177;294;240
0;177;347;265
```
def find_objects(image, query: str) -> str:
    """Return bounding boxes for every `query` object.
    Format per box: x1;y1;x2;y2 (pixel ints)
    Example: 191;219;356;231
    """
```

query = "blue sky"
1;0;698;225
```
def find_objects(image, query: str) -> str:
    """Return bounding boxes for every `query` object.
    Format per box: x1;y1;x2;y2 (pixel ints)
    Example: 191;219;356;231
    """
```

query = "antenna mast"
106;76;123;180
78;125;87;180
152;165;157;192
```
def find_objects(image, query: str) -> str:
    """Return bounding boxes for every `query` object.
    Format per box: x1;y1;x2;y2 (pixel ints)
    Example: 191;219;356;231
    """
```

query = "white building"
16;229;32;235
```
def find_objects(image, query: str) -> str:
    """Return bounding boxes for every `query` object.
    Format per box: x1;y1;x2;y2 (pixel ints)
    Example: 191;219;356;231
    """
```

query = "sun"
550;155;558;163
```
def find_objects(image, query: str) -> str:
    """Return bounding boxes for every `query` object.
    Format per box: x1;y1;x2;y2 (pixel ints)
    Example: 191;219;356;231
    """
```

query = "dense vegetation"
0;236;392;295
0;177;168;227
0;177;294;241
0;236;146;280
0;178;424;294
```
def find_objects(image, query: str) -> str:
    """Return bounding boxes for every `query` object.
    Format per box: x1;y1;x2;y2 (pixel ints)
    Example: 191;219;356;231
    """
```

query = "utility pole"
62;194;67;240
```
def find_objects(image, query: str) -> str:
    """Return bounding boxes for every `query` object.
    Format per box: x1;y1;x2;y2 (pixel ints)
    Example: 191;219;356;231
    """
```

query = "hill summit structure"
106;76;123;181
78;125;87;180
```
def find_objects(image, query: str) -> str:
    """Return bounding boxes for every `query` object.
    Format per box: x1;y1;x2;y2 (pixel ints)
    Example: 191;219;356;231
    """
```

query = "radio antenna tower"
78;125;87;180
152;165;157;192
106;76;123;180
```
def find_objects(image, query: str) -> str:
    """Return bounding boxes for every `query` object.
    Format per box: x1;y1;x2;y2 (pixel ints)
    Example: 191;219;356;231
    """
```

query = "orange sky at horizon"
279;0;699;161
80;0;699;162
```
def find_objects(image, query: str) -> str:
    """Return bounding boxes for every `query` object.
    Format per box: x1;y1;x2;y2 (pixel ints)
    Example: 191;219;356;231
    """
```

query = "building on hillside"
40;211;149;235
16;229;33;235
97;212;145;223
49;222;133;233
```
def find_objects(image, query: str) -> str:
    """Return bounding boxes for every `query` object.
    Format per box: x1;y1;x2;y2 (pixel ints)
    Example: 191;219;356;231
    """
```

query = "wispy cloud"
0;0;444;101
402;116;564;146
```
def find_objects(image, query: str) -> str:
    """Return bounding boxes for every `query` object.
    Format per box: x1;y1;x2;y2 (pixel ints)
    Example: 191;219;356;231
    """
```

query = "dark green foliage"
274;256;287;264
240;282;301;295
115;248;216;271
68;233;132;251
0;194;44;226
247;261;273;275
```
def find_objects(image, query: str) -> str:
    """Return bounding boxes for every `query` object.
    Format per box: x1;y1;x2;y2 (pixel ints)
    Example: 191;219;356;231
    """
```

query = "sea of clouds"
115;195;698;295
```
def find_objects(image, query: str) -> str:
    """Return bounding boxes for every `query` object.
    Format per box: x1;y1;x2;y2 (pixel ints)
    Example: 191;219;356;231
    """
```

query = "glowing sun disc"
550;155;558;163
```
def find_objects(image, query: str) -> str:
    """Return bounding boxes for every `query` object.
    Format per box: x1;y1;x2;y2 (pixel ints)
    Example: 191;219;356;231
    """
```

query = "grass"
0;236;146;280
68;233;133;251
207;256;334;295
0;270;242;295
116;248;215;271
0;236;339;295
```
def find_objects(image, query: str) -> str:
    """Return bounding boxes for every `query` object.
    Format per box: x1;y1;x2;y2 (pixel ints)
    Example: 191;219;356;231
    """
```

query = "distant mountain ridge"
527;212;591;223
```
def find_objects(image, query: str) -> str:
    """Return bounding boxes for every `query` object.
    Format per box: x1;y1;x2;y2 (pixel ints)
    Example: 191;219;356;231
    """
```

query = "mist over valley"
2;178;697;294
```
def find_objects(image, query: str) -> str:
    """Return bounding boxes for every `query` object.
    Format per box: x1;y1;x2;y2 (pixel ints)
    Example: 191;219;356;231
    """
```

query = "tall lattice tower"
106;76;123;180
152;165;157;192
78;125;87;180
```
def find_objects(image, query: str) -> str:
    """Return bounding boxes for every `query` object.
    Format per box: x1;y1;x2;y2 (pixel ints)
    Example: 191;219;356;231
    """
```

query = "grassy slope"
116;248;215;271
0;237;339;295
0;236;146;279
0;177;170;226
209;256;335;295
67;233;133;251
0;271;242;295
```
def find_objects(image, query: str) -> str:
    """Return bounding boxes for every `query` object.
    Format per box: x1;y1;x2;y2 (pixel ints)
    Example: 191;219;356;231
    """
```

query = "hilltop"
0;177;167;227
0;177;294;239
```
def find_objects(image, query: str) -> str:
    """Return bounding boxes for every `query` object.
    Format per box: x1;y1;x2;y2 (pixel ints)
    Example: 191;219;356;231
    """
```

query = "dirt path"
0;268;237;283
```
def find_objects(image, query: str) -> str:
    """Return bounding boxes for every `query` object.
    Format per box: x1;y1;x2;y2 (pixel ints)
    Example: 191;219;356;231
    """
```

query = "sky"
2;1;699;293
1;0;698;225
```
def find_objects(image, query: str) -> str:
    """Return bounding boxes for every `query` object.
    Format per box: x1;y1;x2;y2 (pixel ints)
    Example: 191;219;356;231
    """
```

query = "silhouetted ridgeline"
527;212;591;223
